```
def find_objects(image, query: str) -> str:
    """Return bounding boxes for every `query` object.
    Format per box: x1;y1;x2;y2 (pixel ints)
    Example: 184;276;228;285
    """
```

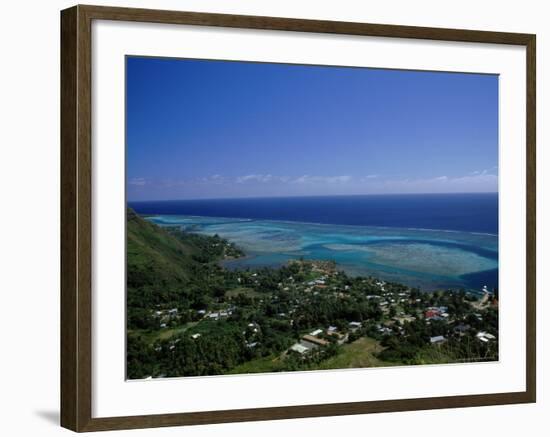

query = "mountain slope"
127;208;226;328
127;208;197;292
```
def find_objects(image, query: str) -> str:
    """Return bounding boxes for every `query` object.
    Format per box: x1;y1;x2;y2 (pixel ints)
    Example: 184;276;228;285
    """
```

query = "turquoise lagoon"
146;215;498;293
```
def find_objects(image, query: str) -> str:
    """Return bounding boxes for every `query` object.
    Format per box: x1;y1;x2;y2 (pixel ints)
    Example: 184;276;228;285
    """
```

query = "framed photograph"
60;5;536;432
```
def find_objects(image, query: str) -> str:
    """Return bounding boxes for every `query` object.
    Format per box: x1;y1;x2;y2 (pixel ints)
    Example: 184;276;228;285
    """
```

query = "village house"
290;340;318;355
476;331;496;342
424;306;449;321
289;343;306;354
302;334;329;347
394;315;416;324
327;329;349;345
430;335;447;345
454;323;470;336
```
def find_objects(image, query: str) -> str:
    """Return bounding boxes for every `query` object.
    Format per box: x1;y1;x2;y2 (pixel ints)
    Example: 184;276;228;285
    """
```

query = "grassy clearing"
225;287;263;298
228;355;285;375
228;337;393;375
155;322;199;341
316;337;393;370
129;321;199;345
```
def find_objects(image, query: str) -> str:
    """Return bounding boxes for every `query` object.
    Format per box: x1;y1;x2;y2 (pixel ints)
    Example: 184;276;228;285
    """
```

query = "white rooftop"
290;343;309;354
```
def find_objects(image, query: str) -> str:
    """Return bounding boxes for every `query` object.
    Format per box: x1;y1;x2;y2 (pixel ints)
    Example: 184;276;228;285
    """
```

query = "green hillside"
127;208;195;289
126;208;242;330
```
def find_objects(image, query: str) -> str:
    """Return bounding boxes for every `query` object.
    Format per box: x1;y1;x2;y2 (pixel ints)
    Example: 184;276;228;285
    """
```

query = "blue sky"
127;57;498;201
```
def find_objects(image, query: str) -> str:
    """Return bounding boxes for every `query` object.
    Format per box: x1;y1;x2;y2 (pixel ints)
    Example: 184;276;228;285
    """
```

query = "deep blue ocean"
129;193;498;234
129;193;498;292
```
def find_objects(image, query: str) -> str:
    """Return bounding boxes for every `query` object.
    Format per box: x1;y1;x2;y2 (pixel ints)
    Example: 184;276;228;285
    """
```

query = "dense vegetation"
127;208;243;330
126;209;499;379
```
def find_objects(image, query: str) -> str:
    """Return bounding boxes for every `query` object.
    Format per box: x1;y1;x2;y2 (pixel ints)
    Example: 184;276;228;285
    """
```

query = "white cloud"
128;177;146;186
236;174;273;183
450;173;498;185
200;174;226;184
330;175;352;183
379;172;498;193
131;170;497;198
292;175;352;184
470;167;498;176
234;174;353;185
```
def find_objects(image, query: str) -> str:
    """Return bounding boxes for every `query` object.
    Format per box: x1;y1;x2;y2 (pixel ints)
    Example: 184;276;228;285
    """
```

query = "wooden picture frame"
61;4;536;432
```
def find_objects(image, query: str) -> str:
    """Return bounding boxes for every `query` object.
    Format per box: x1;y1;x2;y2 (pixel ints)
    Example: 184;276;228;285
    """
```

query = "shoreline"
144;213;498;294
218;242;495;295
